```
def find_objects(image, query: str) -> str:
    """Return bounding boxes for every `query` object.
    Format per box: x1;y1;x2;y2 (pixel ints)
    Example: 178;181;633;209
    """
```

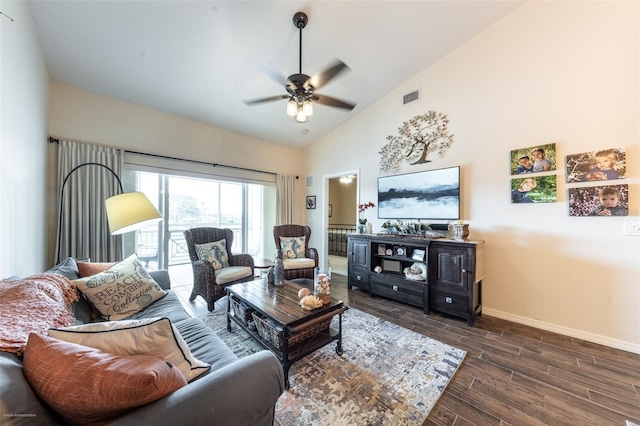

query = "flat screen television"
377;166;460;220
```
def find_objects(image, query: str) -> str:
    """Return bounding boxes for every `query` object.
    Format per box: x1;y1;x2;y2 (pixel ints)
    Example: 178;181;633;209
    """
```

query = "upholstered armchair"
273;224;318;280
184;227;254;311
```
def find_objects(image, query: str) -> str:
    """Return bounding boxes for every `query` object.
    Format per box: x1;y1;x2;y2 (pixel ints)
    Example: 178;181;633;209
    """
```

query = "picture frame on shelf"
306;196;316;209
412;249;425;261
378;244;387;256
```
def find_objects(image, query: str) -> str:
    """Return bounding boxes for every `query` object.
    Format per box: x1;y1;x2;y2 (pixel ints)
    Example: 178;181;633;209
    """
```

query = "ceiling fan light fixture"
302;100;313;116
339;175;354;185
286;99;297;116
296;109;307;123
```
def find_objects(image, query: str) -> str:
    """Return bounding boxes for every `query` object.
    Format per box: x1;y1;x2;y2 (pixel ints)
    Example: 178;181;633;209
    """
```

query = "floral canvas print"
568;184;628;217
511;175;557;204
565;147;626;183
510;143;557;175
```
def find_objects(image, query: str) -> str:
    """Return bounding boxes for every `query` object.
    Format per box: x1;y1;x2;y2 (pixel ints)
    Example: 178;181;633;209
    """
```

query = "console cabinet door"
430;245;470;292
347;237;370;291
348;238;369;269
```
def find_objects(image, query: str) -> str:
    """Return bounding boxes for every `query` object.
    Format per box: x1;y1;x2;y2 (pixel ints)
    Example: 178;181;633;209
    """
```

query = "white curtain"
276;174;296;225
55;140;124;263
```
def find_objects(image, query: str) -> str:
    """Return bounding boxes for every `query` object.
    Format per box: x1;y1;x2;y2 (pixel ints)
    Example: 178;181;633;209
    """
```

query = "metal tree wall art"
379;111;455;174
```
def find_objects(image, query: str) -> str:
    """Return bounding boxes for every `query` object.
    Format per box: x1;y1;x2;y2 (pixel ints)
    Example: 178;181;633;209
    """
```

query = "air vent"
403;89;420;105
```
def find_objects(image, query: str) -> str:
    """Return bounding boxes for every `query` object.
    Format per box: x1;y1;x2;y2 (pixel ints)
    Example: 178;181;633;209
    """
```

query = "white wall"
305;1;640;352
0;1;50;277
47;83;306;263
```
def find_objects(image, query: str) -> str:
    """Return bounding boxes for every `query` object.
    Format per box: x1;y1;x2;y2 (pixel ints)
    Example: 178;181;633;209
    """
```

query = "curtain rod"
49;137;298;179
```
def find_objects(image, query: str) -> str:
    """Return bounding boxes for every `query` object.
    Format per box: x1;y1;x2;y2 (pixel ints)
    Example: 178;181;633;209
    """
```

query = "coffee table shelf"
226;279;347;389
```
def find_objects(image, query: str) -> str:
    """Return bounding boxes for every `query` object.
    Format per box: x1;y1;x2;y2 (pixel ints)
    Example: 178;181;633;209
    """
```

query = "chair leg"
207;299;215;312
189;286;198;302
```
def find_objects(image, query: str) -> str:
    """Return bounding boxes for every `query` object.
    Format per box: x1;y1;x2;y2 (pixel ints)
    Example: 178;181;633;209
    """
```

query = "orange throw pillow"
76;261;115;277
23;333;187;425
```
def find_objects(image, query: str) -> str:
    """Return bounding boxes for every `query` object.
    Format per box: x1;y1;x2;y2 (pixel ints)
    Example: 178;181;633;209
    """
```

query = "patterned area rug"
200;307;465;426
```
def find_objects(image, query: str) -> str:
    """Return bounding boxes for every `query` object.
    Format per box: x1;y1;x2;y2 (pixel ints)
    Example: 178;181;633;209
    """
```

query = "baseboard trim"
482;308;640;355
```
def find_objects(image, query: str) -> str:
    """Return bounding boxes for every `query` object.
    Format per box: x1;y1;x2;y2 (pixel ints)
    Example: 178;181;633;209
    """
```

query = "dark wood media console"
347;234;484;326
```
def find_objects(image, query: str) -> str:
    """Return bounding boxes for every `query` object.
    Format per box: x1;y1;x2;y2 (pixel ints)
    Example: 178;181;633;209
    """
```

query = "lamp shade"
105;192;162;235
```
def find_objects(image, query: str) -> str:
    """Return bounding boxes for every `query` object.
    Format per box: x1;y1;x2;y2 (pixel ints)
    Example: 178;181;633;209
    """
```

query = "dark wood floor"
174;269;639;426
333;275;640;426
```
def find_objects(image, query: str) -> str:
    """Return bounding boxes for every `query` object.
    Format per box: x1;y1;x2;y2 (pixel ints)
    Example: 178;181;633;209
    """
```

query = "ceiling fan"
243;11;357;123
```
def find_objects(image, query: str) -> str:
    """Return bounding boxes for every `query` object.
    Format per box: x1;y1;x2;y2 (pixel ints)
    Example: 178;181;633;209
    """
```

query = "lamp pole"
55;162;123;264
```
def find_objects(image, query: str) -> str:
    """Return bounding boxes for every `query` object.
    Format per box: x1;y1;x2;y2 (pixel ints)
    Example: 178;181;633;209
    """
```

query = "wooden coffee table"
226;279;347;389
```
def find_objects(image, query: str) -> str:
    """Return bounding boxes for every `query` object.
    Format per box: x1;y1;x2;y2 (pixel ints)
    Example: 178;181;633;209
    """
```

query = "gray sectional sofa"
0;261;285;425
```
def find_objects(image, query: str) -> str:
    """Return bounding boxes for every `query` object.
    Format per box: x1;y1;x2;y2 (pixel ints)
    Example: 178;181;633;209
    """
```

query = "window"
122;170;275;270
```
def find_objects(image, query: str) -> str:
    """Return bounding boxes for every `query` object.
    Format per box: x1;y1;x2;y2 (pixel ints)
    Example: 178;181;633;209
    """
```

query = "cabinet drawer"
430;289;468;317
348;268;370;291
371;275;425;308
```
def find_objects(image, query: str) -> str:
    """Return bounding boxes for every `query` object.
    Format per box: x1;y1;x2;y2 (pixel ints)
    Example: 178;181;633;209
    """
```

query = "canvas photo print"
568;184;628;217
510;143;557;175
377;166;460;220
565;147;626;183
511;175;557;203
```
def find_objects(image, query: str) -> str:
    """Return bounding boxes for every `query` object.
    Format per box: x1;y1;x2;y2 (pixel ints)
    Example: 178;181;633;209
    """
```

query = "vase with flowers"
357;201;375;234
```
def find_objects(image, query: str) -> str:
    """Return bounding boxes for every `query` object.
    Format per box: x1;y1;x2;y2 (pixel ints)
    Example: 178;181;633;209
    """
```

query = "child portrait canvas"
511;175;557;203
565;147;626;183
510;143;557;175
568;184;628;217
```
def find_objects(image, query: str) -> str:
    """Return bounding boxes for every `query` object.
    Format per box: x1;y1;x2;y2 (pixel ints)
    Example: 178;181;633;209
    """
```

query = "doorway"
324;171;359;276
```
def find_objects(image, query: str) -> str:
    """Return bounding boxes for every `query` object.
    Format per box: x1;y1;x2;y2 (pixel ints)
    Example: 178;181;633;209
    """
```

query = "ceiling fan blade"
260;63;288;87
311;60;350;90
243;94;289;106
313;94;356;111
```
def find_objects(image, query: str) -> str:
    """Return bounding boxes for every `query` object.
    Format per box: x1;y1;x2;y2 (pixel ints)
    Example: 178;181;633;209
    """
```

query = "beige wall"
305;1;640;352
47;83;306;263
0;1;50;277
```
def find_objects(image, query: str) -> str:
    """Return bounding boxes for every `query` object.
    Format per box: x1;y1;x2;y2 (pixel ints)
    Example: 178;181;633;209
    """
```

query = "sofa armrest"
149;270;171;290
110;351;285;426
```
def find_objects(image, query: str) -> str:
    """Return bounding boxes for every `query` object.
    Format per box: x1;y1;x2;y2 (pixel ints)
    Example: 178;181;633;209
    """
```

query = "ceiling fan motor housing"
293;12;308;29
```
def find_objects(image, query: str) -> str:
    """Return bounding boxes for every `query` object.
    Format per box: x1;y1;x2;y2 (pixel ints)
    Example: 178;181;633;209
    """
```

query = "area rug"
200;307;465;426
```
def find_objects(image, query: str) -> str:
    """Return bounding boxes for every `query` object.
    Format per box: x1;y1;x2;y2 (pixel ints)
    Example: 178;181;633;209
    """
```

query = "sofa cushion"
48;318;210;382
73;253;167;321
195;239;230;270
173;317;238;374
76;260;115;277
46;257;81;280
279;236;306;259
23;333;187;425
0;351;61;424
215;266;253;285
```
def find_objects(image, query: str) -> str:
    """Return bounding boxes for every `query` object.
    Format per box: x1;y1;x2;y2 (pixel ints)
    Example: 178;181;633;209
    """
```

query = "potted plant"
357;201;375;233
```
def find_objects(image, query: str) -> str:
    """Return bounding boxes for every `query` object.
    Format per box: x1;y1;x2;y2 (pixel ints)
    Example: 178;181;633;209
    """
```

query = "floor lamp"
56;162;162;264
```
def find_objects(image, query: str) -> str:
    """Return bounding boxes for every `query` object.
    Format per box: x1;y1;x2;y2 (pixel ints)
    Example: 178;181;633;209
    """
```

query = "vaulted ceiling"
28;1;523;148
